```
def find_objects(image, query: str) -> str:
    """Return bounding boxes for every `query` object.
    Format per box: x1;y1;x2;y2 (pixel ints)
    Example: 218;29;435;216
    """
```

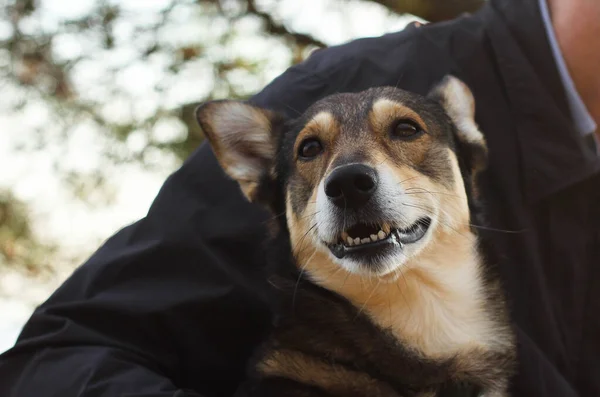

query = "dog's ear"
428;75;488;179
196;100;283;203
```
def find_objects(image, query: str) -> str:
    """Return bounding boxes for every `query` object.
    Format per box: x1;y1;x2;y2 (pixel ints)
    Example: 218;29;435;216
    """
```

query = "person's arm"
0;142;274;397
0;30;419;397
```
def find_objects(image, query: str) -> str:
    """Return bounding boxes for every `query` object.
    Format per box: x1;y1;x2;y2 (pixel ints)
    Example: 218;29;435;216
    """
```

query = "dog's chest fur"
305;225;509;361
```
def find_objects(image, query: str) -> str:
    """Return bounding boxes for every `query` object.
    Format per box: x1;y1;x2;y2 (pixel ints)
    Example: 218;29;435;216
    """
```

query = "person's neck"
549;0;600;137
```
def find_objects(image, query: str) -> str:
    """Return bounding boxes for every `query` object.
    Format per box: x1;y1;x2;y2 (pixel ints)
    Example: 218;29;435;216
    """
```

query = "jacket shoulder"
297;26;421;78
304;14;484;80
251;23;459;115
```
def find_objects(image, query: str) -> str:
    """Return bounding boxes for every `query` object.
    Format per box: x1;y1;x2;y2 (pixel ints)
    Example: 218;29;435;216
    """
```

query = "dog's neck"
302;225;505;359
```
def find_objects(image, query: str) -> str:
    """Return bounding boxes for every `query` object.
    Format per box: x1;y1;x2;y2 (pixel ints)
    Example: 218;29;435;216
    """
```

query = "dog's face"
197;76;486;284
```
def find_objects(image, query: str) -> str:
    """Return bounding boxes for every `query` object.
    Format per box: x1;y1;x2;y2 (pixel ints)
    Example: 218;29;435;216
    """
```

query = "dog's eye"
391;120;423;139
298;138;323;159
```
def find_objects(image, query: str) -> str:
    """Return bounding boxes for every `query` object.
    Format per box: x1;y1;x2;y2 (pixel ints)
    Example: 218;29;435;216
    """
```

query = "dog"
196;76;516;397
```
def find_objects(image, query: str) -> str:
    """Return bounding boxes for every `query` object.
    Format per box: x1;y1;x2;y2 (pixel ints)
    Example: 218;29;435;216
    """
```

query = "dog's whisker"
297;210;321;222
341;270;352;289
293;247;318;311
402;188;464;199
261;210;287;224
394;259;414;320
388;284;393;327
283;103;302;116
468;224;527;234
396;175;421;186
295;221;321;257
401;201;525;234
355;279;381;320
401;202;469;238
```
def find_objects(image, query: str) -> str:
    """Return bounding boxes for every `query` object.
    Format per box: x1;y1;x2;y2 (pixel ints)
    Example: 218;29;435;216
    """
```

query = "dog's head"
197;76;487;285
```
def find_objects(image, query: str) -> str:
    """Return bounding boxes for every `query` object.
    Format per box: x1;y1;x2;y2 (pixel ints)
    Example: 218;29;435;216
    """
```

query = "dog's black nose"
324;164;378;209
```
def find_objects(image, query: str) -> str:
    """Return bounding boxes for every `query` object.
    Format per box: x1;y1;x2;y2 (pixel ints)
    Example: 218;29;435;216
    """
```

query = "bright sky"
0;0;419;353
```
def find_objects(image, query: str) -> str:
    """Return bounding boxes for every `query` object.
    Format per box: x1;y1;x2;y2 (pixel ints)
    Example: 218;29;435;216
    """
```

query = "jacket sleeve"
0;33;416;397
0;141;275;397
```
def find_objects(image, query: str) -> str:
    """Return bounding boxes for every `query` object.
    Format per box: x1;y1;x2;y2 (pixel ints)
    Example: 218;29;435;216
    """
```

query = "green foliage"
0;0;482;273
0;190;56;274
1;0;312;165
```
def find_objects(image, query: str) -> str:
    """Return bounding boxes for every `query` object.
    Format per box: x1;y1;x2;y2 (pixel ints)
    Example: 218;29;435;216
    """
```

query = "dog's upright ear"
196;100;283;204
428;76;488;181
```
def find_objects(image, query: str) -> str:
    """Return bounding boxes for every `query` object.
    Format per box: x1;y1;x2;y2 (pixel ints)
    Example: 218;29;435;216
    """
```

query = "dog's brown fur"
197;76;515;397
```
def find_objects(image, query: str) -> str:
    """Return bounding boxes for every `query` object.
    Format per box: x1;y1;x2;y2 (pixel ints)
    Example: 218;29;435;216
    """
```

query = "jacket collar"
479;0;600;203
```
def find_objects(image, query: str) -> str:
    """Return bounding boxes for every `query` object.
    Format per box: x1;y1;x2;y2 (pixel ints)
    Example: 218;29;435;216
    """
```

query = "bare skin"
548;0;600;138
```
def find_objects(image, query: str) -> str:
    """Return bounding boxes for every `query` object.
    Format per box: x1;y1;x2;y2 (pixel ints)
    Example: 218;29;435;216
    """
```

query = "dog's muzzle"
320;163;431;263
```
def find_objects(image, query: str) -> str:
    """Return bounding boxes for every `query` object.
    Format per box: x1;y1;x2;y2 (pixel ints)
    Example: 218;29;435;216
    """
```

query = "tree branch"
245;0;327;48
364;0;485;22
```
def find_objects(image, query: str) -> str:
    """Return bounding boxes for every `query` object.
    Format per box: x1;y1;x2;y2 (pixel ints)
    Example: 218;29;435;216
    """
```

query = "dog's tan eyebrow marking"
305;111;337;133
295;111;339;152
370;99;426;132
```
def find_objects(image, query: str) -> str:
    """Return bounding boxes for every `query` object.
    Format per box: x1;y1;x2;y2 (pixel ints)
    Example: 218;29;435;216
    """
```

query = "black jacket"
1;0;599;396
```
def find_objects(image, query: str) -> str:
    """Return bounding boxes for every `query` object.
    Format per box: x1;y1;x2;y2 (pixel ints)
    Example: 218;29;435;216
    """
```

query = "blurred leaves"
0;0;322;166
0;0;484;272
0;190;55;275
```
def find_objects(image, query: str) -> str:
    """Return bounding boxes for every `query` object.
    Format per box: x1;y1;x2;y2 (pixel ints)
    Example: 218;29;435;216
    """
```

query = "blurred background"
0;0;483;352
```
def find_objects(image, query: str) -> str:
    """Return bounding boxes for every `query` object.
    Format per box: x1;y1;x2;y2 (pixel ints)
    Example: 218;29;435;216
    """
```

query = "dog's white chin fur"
336;252;409;278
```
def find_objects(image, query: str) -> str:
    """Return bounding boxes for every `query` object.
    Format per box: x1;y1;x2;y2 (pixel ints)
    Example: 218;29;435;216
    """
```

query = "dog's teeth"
382;224;391;234
347;236;354;246
370;234;378;242
354;237;361;245
342;231;349;241
361;238;370;244
378;230;386;239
